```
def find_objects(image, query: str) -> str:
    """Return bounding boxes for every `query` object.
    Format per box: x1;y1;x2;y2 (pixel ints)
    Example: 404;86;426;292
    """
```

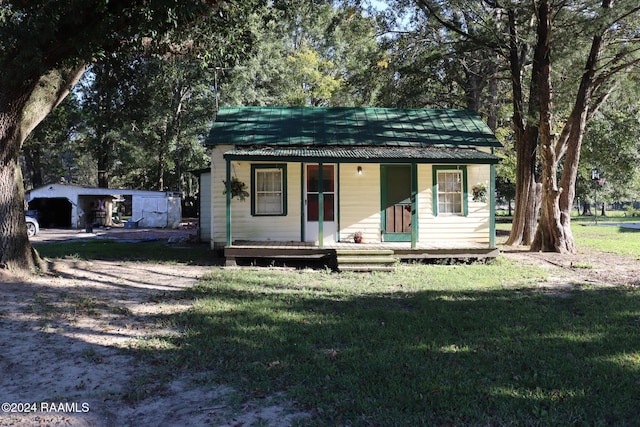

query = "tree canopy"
5;0;640;274
402;0;640;252
0;0;257;272
217;1;385;107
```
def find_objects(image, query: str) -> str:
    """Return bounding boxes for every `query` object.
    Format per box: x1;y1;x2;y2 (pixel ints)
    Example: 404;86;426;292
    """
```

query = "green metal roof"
205;107;502;149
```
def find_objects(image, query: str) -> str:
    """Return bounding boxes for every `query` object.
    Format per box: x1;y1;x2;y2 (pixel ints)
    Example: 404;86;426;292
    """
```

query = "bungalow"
205;107;502;268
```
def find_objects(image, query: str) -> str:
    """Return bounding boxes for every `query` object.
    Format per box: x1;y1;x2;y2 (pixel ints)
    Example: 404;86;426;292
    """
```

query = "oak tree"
0;0;230;272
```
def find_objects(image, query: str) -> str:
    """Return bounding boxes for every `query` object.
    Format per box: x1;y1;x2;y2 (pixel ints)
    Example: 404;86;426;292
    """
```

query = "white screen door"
305;164;336;244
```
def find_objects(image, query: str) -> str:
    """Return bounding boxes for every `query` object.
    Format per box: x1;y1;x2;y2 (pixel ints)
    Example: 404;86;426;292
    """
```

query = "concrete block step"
338;264;396;272
335;249;394;256
336;256;396;264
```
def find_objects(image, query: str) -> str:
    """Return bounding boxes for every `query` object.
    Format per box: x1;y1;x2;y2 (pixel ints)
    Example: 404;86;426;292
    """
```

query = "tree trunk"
505;7;542;246
22;148;44;189
0;139;40;272
530;0;575;253
532;0;611;252
0;66;84;273
97;127;110;188
486;60;499;132
156;145;165;191
98;170;109;188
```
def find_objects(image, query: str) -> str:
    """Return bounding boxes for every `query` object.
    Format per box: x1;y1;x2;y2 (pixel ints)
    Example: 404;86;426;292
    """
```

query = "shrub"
624;205;640;217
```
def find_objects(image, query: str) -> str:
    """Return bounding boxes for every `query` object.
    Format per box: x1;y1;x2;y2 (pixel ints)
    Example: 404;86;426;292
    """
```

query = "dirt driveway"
0;229;307;426
1;229;638;426
28;226;199;244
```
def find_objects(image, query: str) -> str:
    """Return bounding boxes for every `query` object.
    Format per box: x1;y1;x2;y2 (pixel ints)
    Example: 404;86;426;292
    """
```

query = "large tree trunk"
22;148;44;189
530;0;574;252
98;141;110;188
0;66;84;273
156;147;165;191
532;0;611;252
0;137;38;272
505;8;541;246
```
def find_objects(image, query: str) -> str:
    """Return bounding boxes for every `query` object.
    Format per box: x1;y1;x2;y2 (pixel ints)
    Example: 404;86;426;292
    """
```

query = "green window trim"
432;165;468;217
251;164;288;216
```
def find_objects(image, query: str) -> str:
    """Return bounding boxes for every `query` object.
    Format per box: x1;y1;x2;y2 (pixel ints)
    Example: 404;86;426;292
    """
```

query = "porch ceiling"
223;146;500;164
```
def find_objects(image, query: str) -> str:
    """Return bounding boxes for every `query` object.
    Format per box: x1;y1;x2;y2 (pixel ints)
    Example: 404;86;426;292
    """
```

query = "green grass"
33;240;218;265
571;223;640;257
34;221;640;424
497;218;640;257
134;261;640;426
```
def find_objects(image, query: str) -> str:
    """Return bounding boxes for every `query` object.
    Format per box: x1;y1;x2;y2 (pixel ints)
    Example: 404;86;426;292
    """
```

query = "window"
252;164;287;216
433;166;468;216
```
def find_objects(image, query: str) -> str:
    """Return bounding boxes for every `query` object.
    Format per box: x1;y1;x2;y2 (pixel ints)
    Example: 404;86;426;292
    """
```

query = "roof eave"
223;153;501;165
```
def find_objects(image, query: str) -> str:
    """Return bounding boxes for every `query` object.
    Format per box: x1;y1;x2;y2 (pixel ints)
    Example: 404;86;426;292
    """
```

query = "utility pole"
592;168;599;224
591;168;606;224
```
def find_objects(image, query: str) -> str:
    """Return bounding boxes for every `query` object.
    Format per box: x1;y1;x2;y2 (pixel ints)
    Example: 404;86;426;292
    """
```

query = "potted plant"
472;182;488;203
223;176;249;201
353;231;363;243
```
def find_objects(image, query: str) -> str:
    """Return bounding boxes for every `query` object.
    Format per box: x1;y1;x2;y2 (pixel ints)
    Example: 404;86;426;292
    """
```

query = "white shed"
25;184;182;229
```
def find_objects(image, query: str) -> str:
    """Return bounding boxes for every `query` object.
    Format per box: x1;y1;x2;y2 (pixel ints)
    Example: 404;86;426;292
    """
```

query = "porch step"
335;249;396;272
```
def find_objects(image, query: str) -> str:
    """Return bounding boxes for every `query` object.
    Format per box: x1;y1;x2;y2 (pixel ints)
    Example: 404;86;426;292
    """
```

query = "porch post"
489;163;496;248
318;162;324;248
300;164;305;242
411;163;418;249
225;158;232;247
336;163;341;242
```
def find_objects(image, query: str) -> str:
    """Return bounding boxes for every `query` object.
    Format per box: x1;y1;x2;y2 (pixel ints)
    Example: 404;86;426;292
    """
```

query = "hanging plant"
223;176;249;201
472;182;487;203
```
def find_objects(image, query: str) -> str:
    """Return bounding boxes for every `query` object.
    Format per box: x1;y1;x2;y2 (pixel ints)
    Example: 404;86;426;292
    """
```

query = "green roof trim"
224;146;500;164
205;107;502;149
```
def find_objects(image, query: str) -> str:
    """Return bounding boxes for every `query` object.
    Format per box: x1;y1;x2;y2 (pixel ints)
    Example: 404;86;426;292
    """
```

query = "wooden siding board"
199;172;211;241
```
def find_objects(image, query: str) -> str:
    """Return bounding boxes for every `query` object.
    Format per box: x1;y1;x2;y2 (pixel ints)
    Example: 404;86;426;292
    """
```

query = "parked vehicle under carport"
26;216;39;237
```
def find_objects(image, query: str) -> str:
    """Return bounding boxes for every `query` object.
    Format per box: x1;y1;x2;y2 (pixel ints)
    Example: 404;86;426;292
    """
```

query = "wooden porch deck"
224;240;500;271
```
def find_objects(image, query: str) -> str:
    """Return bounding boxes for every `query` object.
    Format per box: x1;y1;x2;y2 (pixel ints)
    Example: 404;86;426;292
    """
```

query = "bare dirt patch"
1;234;638;426
0;257;307;426
501;246;640;288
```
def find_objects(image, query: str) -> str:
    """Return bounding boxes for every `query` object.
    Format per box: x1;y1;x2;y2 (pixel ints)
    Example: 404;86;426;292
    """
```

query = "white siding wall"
211;146;302;246
210;148;493;247
417;164;491;244
211;147;225;246
199;172;211;242
338;164;381;243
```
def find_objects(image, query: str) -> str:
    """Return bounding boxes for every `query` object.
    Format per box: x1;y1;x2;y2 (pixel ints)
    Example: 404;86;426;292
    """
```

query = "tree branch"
413;0;499;50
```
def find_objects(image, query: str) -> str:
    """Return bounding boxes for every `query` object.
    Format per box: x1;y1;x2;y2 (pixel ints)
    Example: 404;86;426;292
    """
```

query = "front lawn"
139;260;640;426
496;218;640;256
34;240;217;265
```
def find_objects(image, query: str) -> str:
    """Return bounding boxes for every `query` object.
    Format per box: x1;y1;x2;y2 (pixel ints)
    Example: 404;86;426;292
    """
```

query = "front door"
381;165;412;242
305;164;336;244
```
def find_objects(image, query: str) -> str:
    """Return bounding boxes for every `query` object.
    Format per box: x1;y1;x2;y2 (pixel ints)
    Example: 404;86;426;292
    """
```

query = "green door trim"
381;164;415;243
411;162;418;248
